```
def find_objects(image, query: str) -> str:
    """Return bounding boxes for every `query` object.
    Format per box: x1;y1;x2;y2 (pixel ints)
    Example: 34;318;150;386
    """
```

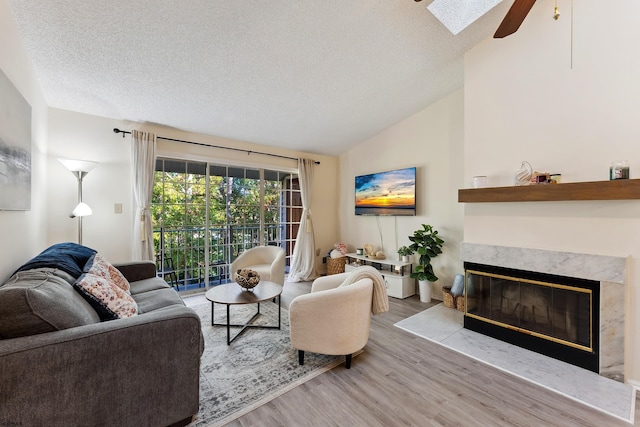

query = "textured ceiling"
8;0;512;156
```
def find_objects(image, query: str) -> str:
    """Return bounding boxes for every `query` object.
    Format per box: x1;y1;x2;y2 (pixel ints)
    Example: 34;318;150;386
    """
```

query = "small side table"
205;281;283;345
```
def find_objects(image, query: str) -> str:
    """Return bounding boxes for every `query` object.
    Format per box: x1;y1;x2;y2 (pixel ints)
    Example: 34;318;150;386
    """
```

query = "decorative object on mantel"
514;161;532;186
235;268;260;291
531;171;551;184
408;224;444;302
549;174;561;184
610;160;630;180
472;176;488;188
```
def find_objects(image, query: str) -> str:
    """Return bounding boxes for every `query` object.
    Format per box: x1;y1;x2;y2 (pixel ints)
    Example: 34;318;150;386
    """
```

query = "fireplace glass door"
465;270;592;352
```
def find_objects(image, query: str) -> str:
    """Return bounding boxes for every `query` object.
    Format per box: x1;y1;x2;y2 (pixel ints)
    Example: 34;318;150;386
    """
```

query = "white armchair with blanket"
289;267;389;369
230;246;286;286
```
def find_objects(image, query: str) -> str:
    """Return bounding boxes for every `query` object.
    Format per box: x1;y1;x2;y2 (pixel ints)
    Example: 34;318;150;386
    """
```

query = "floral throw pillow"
74;273;138;321
86;253;131;294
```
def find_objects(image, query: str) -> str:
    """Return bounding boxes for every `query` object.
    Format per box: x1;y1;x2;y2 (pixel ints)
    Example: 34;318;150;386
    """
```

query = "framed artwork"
0;69;31;211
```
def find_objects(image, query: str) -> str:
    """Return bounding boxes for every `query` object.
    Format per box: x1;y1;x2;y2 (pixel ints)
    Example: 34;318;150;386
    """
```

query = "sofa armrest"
0;305;203;427
114;261;157;282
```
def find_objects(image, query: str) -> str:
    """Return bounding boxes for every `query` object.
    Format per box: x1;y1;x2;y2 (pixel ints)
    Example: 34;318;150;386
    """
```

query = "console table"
344;253;415;299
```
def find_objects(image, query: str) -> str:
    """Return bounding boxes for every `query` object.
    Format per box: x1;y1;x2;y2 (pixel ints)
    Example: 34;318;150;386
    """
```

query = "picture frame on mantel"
0;68;32;211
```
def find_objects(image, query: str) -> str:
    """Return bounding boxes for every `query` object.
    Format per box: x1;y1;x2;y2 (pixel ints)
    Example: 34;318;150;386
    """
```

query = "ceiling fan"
493;0;537;38
415;0;559;39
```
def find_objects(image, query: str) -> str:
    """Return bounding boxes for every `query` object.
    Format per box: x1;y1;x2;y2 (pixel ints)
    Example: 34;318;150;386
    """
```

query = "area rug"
394;304;636;423
188;300;344;426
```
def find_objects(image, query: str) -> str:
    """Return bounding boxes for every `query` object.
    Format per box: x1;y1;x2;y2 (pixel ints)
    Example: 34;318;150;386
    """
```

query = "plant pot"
401;255;409;263
418;280;432;303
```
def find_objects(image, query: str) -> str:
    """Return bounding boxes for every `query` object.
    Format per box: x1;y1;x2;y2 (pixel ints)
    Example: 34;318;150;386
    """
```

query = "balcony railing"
153;224;284;292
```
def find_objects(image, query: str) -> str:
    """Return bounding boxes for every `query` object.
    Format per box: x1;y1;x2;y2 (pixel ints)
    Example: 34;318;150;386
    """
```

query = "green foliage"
397;246;414;257
151;166;295;286
408;224;444;282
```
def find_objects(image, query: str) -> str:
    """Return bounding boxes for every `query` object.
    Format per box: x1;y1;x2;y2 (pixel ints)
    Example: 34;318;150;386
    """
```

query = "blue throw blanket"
14;242;97;279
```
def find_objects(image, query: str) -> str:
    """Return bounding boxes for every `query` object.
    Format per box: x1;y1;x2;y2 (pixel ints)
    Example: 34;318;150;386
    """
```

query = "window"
152;158;300;292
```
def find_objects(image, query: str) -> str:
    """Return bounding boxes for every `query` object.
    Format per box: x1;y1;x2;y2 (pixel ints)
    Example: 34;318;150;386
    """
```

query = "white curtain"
288;158;317;282
131;130;157;261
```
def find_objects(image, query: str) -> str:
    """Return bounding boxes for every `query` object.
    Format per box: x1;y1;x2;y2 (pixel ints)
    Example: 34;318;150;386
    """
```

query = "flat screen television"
355;167;416;216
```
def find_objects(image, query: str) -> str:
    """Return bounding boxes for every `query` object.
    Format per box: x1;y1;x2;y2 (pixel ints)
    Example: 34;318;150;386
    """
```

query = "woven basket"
326;257;346;275
455;295;465;312
442;286;455;308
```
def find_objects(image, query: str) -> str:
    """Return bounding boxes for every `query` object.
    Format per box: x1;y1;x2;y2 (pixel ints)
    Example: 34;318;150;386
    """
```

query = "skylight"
427;0;503;35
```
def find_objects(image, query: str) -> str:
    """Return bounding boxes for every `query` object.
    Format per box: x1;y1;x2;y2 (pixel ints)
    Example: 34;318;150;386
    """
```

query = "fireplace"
464;262;599;373
460;242;626;382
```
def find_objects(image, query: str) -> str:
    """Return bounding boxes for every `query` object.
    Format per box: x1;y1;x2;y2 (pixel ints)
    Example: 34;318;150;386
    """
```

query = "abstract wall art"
0;69;31;211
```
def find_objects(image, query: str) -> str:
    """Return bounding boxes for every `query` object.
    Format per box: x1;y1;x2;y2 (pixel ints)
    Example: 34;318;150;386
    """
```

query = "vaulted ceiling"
8;0;514;156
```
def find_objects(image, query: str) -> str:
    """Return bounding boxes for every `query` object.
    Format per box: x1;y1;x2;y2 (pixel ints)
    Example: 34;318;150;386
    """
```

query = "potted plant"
408;224;444;302
397;246;414;263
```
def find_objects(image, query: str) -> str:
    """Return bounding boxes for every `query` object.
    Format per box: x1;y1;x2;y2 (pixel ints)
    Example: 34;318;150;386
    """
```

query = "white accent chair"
289;272;374;369
230;246;286;286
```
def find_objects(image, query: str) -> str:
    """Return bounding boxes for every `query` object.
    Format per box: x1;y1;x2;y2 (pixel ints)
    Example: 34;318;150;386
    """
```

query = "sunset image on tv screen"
355;167;416;216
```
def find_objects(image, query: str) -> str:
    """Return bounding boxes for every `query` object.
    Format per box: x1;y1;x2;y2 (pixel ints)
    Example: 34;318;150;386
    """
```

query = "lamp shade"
71;202;93;218
58;158;99;173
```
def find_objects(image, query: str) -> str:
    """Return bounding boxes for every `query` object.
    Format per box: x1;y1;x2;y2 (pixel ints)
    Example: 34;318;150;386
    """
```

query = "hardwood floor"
227;295;639;427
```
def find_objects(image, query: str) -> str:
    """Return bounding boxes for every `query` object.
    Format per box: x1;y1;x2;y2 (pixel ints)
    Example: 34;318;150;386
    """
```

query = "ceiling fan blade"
494;0;537;38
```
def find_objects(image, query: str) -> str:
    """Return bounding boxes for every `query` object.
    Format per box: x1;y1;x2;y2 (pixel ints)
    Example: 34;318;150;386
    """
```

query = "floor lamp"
58;158;99;245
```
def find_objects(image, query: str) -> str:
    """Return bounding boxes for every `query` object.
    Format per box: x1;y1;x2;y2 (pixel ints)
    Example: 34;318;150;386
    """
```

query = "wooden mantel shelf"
458;179;640;203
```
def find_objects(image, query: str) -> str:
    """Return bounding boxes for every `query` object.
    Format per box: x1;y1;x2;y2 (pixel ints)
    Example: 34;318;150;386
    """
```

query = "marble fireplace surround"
460;242;627;382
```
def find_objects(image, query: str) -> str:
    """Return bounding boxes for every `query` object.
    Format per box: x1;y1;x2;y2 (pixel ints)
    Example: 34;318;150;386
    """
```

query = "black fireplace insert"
463;262;600;373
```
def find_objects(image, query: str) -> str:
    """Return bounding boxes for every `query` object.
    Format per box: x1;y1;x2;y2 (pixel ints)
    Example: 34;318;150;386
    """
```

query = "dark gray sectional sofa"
0;243;204;427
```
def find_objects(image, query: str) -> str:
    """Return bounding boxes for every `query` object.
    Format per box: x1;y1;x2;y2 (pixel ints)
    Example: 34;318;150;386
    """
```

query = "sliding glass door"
152;158;300;293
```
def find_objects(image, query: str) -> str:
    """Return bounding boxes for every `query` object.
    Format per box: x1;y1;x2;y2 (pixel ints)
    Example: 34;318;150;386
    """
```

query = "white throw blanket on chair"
339;266;389;315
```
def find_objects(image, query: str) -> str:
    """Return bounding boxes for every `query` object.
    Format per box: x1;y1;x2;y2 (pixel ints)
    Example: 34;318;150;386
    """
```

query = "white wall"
46;109;133;262
0;0;49;281
45;110;340;269
464;0;640;381
339;89;465;299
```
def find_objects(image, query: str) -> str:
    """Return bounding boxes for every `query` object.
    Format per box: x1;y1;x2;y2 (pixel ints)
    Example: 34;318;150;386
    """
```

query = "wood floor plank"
225;295;637;427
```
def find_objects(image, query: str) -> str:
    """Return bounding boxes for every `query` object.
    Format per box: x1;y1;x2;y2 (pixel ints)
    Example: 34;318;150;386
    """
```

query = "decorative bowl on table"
235;268;260;291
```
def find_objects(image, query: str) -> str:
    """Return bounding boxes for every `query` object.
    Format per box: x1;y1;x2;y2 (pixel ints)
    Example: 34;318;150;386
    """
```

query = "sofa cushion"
84;253;131;293
129;277;171;295
0;268;100;339
133;288;184;314
14;242;97;279
73;273;138;321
